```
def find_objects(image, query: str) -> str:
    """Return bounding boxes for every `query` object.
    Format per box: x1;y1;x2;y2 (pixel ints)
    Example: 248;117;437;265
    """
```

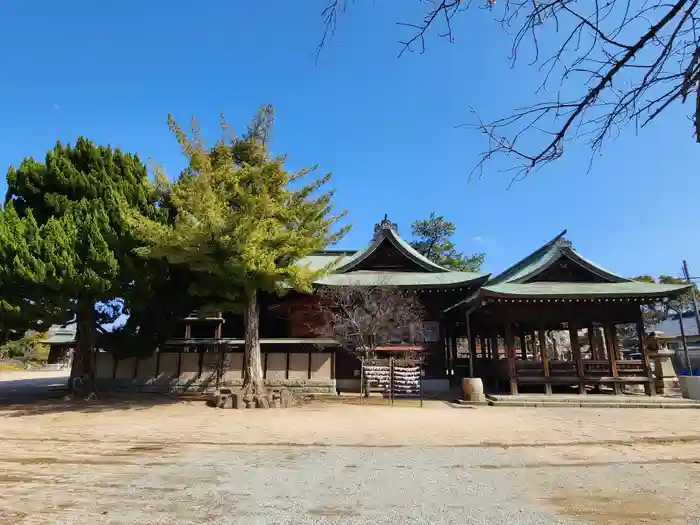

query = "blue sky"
1;1;697;280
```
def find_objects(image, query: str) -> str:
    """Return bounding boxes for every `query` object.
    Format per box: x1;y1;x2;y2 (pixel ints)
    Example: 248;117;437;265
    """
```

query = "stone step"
487;399;700;408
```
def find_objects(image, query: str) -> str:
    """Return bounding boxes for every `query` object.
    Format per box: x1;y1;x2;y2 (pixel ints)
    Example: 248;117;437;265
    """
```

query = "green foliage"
2;138;167;381
126;105;349;392
128;105;350;311
633;274;698;328
410;212;484;272
0;331;49;363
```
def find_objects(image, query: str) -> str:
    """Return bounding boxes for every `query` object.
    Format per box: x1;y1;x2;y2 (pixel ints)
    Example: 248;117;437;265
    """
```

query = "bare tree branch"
314;284;426;359
317;0;700;181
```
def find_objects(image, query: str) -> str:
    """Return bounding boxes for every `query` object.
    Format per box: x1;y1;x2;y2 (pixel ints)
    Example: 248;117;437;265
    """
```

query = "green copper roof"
315;271;488;288
336;218;449;273
297;251;356;272
483;282;689;299
488;230;628;285
295;218;491;289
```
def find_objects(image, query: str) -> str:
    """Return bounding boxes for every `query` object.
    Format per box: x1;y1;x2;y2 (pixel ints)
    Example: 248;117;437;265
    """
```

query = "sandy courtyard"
2;393;700;524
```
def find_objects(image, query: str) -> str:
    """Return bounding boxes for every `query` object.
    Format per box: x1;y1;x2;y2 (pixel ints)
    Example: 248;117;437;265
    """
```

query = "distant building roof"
42;324;76;345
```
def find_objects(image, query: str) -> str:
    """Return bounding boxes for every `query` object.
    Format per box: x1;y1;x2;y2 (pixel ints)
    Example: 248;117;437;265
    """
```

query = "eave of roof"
314;271;489;288
482;282;690;299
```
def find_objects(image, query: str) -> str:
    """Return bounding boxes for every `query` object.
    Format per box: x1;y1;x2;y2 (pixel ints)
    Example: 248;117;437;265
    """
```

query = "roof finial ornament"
373;214;399;239
555;236;572;248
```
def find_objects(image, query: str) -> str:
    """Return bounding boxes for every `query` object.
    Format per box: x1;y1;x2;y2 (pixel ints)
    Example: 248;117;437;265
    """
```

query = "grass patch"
0;363;24;372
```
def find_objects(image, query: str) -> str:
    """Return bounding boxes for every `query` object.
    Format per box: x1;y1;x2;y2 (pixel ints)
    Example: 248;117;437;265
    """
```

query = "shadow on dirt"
0;381;195;417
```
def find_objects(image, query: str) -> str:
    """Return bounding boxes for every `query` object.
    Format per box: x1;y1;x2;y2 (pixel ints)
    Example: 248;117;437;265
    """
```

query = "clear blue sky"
1;1;697;280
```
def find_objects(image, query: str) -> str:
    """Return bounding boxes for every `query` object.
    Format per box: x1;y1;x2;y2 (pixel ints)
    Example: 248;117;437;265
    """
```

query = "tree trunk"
70;300;97;396
241;289;265;397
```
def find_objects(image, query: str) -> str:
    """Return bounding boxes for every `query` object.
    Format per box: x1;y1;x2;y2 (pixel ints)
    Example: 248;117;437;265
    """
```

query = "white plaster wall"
179;353;200;382
156;353;179;384
115;358;137;379
310;353;331;379
266;353;287;380
289;353;309;380
200;352;220;383
222;353;243;383
95;353;114;379
136;355;158;380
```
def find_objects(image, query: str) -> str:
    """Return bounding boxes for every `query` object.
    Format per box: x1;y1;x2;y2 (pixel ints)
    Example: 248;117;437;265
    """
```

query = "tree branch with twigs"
314;284;426;360
318;0;700;181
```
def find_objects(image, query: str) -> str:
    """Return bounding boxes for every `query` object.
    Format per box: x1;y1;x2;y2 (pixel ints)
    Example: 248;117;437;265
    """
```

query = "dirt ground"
2;392;700;524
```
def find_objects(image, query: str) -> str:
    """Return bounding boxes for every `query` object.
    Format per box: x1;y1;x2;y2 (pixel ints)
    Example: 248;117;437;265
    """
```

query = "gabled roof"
488;229;628;285
335;218;449;273
297;217;488;289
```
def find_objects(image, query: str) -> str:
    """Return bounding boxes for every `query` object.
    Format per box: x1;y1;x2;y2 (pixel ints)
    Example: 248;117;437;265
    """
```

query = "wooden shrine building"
93;219;688;396
444;231;688;396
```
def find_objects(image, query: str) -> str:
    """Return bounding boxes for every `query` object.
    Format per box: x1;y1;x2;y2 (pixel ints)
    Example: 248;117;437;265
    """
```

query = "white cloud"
53;103;60;111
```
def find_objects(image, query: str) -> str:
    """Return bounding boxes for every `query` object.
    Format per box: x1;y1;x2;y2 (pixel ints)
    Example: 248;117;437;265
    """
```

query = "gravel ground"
0;373;700;525
1;442;699;525
2;386;700;524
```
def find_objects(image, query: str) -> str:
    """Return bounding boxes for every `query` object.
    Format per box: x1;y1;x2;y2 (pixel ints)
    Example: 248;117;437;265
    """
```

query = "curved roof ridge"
488;229;567;285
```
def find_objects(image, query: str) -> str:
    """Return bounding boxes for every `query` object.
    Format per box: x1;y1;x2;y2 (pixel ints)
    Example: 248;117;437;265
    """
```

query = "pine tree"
410;212;484;272
128;106;349;400
3;139;164;392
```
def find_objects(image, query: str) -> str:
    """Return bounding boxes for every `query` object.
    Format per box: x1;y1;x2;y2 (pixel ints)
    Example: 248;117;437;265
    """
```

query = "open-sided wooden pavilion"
444;231;688;396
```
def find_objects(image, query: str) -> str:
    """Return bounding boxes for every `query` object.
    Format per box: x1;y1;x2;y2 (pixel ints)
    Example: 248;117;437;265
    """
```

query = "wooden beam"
569;325;586;394
505;324;518;395
538;328;552;395
604;324;622;395
638;314;656;396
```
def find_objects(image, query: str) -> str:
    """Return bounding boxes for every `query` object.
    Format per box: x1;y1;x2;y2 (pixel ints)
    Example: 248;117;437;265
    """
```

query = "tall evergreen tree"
4;139;165;392
410;212;484;272
0;202;63;342
128;106;349;400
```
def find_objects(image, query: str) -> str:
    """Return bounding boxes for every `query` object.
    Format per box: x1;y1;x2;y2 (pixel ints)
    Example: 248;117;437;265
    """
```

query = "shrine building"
92;217;689;397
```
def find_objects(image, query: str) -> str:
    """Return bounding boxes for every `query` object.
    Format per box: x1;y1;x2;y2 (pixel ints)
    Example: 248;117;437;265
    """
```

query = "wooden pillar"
480;335;487;359
519;331;527;360
604;324;622;395
184;322;191;355
587;325;596;360
569;325;586;394
505;324;518;395
588;324;601;393
637;314;656;396
491;334;500;361
538;328;552;395
466;311;475;378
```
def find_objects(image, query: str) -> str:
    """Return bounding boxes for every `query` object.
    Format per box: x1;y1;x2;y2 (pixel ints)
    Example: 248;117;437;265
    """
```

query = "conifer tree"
3;139;164;392
410;212;484;272
128;106;349;400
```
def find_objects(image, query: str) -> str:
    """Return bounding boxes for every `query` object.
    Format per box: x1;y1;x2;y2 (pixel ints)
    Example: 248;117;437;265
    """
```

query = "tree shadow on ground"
0;390;200;417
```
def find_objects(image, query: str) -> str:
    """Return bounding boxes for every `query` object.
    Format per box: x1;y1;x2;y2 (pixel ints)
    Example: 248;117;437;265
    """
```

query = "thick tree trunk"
70;300;97;397
241;289;265;397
